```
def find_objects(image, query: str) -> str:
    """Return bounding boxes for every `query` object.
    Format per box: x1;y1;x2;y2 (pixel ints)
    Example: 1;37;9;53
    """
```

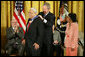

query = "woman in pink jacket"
64;13;78;56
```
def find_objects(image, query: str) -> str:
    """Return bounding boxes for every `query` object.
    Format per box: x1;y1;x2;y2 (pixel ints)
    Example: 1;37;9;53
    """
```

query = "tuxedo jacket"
24;16;44;48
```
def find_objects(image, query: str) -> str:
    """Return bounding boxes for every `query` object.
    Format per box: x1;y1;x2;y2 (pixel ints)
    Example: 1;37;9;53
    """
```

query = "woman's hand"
22;39;25;45
71;47;74;51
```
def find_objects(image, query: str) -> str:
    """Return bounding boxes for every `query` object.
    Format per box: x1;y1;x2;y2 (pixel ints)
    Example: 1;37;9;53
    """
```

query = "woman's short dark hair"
68;13;78;22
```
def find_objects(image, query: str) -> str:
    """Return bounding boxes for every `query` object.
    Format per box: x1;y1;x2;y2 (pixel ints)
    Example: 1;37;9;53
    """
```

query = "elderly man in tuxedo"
24;8;44;56
6;19;24;56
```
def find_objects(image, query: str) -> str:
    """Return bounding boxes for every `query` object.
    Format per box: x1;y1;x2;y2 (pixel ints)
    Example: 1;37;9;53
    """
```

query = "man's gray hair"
43;2;50;9
30;8;37;13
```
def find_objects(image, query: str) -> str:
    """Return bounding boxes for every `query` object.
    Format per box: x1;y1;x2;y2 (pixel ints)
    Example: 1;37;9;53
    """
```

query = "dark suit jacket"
38;12;55;42
24;16;44;48
6;27;24;48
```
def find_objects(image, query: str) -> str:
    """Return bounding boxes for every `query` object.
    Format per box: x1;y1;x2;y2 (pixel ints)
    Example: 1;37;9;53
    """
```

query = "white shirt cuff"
43;19;47;23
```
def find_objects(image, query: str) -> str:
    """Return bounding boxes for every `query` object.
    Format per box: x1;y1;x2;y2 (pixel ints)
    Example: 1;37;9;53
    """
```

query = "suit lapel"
27;18;37;32
26;19;31;31
44;12;50;19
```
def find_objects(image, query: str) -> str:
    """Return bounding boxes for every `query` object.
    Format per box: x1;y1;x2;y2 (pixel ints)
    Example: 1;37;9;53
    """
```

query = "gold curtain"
1;1;84;49
68;1;84;32
1;1;15;49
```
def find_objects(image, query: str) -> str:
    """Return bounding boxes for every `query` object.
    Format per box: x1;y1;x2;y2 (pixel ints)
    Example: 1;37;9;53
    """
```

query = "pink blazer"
65;22;78;48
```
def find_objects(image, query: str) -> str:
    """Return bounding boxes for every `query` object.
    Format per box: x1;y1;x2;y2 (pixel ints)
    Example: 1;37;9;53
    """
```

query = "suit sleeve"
58;31;61;44
6;28;16;40
43;15;55;27
53;31;61;44
38;12;54;27
36;19;44;46
38;12;43;16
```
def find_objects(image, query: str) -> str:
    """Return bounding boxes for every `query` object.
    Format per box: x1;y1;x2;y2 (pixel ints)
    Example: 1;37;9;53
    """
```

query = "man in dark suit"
24;8;44;56
38;2;55;56
6;19;24;56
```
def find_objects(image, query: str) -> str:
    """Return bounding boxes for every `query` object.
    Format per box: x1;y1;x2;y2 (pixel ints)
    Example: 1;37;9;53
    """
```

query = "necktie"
27;22;31;32
43;14;46;18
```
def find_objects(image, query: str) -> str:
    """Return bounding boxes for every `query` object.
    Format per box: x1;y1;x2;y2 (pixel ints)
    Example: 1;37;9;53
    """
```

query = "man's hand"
22;39;25;45
29;21;32;24
33;43;39;50
53;40;58;45
16;29;19;33
38;15;44;20
14;25;18;32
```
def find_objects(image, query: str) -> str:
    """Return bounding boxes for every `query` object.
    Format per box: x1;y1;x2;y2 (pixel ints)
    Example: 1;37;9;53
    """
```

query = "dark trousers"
53;44;61;56
26;42;41;56
26;47;41;56
41;43;53;56
41;37;53;56
6;44;24;56
60;32;65;56
60;32;65;46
